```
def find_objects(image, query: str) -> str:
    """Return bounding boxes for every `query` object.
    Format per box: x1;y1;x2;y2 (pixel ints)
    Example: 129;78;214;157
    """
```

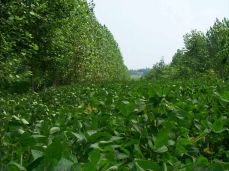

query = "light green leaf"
31;150;44;160
195;156;208;165
110;136;123;141
25;31;32;38
33;44;39;51
154;145;168;153
72;132;87;141
17;129;25;135
106;166;118;171
54;158;73;171
21;118;29;125
117;153;128;160
50;127;60;134
40;4;47;8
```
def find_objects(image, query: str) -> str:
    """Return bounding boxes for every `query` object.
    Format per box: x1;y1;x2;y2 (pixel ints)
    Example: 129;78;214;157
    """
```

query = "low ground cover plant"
0;80;229;170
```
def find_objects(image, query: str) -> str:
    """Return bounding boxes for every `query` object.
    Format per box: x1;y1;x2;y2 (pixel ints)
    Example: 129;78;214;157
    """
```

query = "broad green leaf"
33;44;39;51
117;153;129;160
122;101;129;104
26;156;45;171
222;91;229;100
82;163;96;171
192;163;224;171
170;109;186;120
123;139;139;147
41;121;50;136
210;163;225;171
110;136;123;141
31;150;44;160
154;130;169;148
29;11;37;16
148;139;154;150
185;145;199;155
154;145;168;153
179;138;191;145
45;142;62;167
12;115;20;120
91;96;99;104
69;154;78;163
31;135;47;144
88;132;111;143
19;132;36;147
40;3;47;8
17;129;25;135
213;118;224;133
167;140;175;146
90;143;102;150
89;149;100;164
90;119;98;130
7;162;26;171
72;132;87;141
25;31;32;38
176;144;187;153
201;120;209;128
106;166;118;171
54;158;73;171
162;153;179;166
120;146;130;156
135;160;162;171
195;156;208;164
71;163;82;171
170;162;181;170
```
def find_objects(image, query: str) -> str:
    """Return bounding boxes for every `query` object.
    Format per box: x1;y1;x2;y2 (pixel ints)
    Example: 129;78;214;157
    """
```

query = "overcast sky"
93;0;229;69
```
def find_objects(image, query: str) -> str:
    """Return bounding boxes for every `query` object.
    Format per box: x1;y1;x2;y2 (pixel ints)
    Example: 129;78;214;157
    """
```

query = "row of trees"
0;0;129;93
144;18;229;81
129;68;150;76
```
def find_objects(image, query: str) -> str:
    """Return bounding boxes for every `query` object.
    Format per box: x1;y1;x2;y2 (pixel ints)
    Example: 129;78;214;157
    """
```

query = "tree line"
129;68;150;76
144;18;229;81
0;0;130;94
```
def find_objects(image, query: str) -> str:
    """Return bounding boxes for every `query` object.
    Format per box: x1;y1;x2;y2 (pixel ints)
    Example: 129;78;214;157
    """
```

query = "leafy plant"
1;80;229;170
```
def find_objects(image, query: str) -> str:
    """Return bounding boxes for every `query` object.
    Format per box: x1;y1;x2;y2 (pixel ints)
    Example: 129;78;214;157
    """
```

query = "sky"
93;0;229;70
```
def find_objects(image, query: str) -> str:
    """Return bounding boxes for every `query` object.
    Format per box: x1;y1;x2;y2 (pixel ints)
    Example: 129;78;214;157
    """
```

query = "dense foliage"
1;80;229;170
1;1;229;170
0;0;129;94
144;18;229;81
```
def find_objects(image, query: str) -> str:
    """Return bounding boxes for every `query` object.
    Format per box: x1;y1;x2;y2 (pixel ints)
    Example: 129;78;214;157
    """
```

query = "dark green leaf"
45;142;62;167
89;149;100;164
7;162;26;171
19;132;36;147
135;160;162;171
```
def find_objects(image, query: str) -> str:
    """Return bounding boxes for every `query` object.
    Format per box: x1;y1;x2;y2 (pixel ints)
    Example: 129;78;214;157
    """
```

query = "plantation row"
1;0;129;93
0;80;229;170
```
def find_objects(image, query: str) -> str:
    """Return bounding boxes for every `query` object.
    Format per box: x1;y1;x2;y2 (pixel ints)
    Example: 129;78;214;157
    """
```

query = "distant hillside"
129;68;150;76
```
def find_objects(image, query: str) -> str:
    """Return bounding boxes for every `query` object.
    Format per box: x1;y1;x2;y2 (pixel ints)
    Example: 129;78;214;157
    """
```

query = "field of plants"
1;79;229;171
